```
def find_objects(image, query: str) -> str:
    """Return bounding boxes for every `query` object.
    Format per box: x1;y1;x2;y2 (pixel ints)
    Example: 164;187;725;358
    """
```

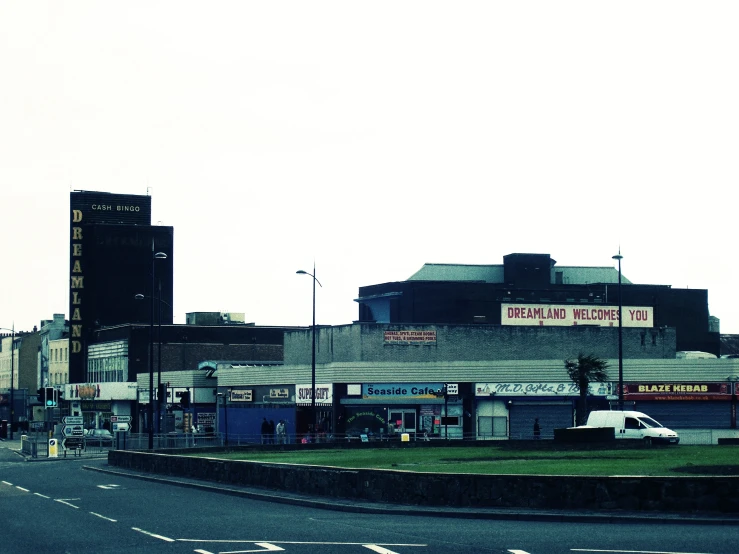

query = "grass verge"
189;445;739;476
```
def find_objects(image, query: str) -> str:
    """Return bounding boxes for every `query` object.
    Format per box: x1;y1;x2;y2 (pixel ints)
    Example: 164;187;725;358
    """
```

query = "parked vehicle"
85;429;114;446
585;410;679;445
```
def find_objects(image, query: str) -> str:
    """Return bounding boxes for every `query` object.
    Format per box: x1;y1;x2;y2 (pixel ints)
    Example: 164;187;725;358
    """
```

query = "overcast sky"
2;2;738;336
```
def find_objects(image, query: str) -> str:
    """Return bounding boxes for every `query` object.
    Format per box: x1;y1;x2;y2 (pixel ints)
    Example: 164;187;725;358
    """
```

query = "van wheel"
643;437;653;447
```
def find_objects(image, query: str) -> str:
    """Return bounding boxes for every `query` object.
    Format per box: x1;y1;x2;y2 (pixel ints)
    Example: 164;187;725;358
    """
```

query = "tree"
564;353;610;425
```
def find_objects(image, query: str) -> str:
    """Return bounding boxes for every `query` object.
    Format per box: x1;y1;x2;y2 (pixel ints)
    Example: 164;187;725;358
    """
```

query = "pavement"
3;436;738;525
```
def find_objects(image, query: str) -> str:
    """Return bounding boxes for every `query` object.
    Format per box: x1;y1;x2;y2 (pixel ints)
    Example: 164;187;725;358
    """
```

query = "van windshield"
638;416;663;428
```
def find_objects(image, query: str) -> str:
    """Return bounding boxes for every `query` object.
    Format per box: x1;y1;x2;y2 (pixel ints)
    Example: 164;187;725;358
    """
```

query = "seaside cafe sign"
502;303;654;327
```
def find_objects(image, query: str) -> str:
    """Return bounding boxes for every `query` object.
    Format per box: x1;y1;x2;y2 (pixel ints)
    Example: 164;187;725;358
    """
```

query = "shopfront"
622;382;735;429
475;381;614;440
339;382;460;439
64;382;137;431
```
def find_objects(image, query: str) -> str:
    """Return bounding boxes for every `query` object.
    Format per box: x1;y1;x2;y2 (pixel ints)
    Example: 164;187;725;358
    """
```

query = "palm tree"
564;353;610;425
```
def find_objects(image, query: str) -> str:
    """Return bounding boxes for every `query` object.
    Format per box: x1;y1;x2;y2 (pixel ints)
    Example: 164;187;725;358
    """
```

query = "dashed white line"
364;546;402;554
2;481;13;486
509;550;531;554
131;527;176;542
34;493;50;499
570;548;709;554
55;499;80;509
15;486;29;492
90;512;117;522
218;544;284;553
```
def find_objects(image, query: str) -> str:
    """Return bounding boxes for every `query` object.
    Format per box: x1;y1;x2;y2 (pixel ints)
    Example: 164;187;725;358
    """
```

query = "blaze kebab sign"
502;303;654;328
623;382;733;401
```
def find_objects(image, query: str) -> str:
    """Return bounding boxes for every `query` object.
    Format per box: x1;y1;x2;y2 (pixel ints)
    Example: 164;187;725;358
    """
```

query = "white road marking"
55;499;80;509
364;546;402;554
570;548;709;554
509;550;532;554
90;512;117;522
220;544;284;553
571;550;714;554
193;550;214;554
34;493;50;499
178;539;425;546
97;484;121;489
15;486;29;492
131;527;176;542
1;481;12;486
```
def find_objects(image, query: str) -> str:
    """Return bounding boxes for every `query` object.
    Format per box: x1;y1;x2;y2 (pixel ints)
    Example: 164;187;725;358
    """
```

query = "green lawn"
192;445;739;476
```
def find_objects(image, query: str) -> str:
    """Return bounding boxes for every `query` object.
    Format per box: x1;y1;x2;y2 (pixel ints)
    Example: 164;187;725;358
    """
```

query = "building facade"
69;190;174;383
355;253;720;355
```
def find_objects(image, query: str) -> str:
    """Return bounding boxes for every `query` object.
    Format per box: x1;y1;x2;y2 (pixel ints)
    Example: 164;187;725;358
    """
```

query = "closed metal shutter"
636;401;730;429
509;403;573;440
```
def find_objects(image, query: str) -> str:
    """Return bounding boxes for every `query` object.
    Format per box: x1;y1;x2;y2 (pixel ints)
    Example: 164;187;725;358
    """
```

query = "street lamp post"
1;325;15;440
139;248;167;450
136;290;172;436
156;277;163;434
217;391;229;446
612;252;624;411
296;265;322;434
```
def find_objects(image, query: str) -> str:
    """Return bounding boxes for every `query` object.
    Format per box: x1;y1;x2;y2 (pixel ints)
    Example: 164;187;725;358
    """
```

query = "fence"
17;427;739;457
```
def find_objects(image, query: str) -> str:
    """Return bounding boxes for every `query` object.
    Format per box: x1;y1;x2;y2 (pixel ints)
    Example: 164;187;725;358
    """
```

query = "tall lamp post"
217;391;229;446
140;248;167;450
612;252;624;411
1;325;15;440
296;265;322;433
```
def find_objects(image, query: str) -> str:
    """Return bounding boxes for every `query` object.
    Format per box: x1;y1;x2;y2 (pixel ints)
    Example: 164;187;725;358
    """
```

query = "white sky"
1;2;738;335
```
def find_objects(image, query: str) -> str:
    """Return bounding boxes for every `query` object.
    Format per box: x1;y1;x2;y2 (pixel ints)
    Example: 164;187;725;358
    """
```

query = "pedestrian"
261;418;270;444
269;420;275;444
533;418;541;439
192;423;198;445
276;420;286;444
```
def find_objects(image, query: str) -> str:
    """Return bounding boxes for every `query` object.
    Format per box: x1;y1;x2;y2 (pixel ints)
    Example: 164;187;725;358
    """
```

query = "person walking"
261;418;270;444
533;418;541;439
276;420;286;444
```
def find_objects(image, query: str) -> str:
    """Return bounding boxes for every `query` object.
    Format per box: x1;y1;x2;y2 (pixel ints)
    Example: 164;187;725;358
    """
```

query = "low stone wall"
108;449;739;514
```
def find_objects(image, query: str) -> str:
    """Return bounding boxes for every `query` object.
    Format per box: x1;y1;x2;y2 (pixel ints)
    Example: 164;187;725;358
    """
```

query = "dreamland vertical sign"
68;192;152;383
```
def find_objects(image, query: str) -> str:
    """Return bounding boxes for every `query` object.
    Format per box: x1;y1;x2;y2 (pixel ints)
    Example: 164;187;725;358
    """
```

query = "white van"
585;410;680;445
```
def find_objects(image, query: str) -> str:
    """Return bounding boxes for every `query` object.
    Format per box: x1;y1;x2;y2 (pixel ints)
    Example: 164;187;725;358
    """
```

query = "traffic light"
45;387;56;407
180;391;190;408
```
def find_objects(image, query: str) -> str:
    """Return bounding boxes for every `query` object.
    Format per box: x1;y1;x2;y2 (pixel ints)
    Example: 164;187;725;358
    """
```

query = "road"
1;453;738;553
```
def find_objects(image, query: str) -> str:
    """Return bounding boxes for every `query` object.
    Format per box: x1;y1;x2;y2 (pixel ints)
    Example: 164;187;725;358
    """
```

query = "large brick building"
355;253;720;355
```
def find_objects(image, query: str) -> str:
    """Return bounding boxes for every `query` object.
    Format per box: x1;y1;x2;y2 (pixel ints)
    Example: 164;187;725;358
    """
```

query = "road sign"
110;415;131;423
62;437;84;450
63;416;84;425
112;422;130;432
61;425;84;438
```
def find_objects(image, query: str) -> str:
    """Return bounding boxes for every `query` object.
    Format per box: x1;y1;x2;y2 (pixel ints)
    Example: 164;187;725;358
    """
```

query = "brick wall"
285;324;677;365
108;445;739;514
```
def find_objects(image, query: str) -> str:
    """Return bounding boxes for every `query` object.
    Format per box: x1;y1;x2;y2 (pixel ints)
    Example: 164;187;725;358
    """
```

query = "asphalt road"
2;440;739;554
